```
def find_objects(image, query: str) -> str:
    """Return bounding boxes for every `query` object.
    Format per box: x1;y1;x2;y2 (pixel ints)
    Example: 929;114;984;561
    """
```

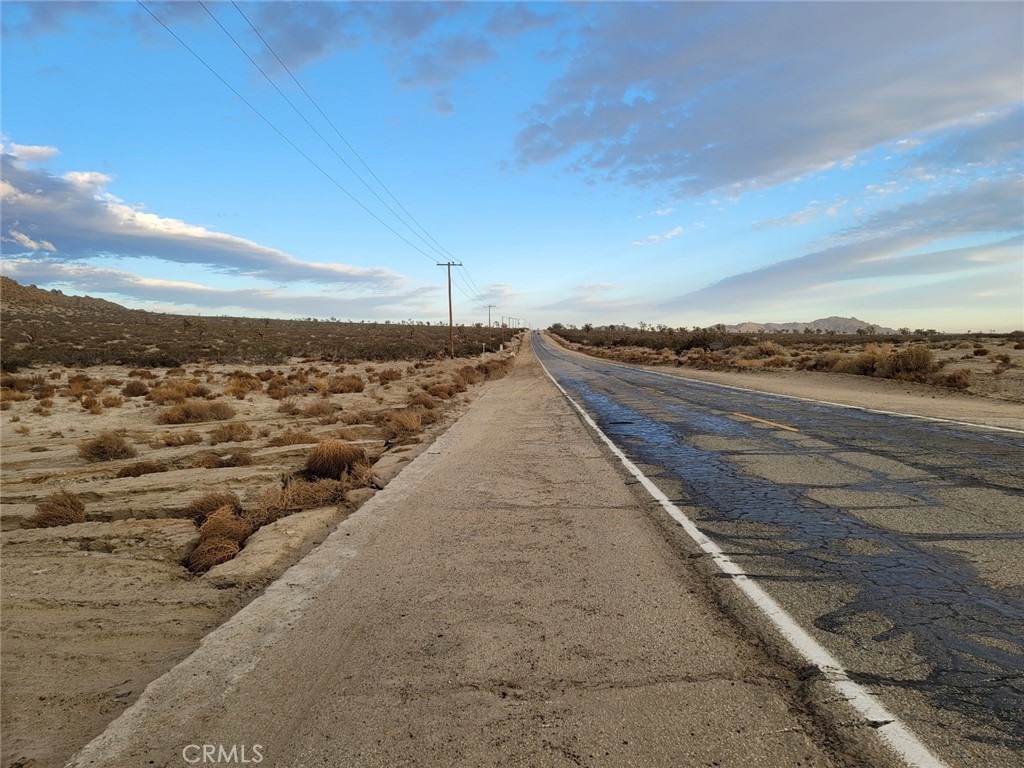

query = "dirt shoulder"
545;333;1024;431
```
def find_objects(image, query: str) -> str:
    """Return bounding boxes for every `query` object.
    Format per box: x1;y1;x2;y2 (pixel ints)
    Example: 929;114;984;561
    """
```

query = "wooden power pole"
438;262;462;357
486;304;496;351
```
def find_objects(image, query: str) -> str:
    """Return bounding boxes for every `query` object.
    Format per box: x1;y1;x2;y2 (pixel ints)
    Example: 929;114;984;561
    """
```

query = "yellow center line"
730;412;800;432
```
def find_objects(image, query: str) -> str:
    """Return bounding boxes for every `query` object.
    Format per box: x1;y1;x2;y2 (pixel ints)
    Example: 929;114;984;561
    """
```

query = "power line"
199;0;451;264
136;0;440;264
227;0;493;306
140;1;494;310
229;0;462;265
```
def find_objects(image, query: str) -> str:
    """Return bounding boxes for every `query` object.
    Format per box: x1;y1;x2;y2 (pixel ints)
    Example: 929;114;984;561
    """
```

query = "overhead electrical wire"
199;0;450;266
223;2;494;311
137;0;493;314
229;0;463;268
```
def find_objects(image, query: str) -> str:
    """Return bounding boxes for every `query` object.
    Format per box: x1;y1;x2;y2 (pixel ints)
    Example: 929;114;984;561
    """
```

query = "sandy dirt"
0;352;512;768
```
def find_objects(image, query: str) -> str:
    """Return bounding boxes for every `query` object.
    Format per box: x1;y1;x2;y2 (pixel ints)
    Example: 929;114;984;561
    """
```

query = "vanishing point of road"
68;333;1023;768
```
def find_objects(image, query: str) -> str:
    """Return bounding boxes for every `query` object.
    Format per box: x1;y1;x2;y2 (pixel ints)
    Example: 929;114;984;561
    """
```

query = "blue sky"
2;1;1022;331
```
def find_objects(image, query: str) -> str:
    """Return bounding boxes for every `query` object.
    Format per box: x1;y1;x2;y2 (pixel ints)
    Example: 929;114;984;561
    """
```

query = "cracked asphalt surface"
534;333;1024;768
68;339;886;768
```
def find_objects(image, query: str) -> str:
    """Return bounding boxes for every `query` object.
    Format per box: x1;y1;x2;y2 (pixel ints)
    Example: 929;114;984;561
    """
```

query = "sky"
1;0;1022;332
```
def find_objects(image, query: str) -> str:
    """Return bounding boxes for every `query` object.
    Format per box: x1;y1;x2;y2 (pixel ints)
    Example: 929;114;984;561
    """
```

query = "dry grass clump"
115;461;169;478
327;374;365;393
268;429;318;446
156;399;235;424
224;373;263;399
928;369;972;390
183;490;242;525
384;408;424;441
377;368;403;384
209;422;254;444
199;505;254;543
78;431;138;461
0;387;32;403
185;537;240;574
305;439;366;479
29;490;86;527
249;478;351;527
457;365;483;385
299;401;337;418
121;379;150;397
154;429;203;447
427;382;457;400
147;381;211;405
408;391;437;409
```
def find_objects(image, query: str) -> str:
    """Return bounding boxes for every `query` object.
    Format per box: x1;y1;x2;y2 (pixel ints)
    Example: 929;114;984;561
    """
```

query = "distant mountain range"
725;316;897;334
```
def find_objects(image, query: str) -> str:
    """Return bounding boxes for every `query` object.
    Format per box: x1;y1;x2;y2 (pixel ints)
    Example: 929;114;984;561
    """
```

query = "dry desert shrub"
327;374;365;393
928;369;972;390
306;439;366;479
185;536;239;573
199;505;253;543
29;490;87;527
250;478;351;527
115;461;169;478
101;395;124;408
1;387;32;403
384;408;423;441
299;401;336;418
407;391;437;409
224;373;262;399
268;428;318;446
147;381;211;405
457;365;483;385
183;490;242;525
209;422;254;444
156;400;235;424
78;431;138;461
378;368;403;384
128;369;158;379
121;379;150;397
154;429;204;447
81;396;104;414
427;383;456;400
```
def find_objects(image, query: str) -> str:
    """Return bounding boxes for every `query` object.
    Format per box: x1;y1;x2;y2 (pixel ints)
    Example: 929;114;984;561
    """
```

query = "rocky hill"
726;316;897;334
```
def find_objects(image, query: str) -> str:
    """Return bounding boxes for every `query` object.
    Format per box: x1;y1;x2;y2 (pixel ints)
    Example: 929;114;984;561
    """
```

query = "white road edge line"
550;337;1024;435
536;349;951;768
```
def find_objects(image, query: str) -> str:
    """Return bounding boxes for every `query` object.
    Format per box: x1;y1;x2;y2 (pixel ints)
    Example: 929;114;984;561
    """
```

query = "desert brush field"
0;278;519;768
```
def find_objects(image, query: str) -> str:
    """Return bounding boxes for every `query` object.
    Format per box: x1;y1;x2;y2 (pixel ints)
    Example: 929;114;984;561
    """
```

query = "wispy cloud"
514;3;1023;198
0;258;438;320
632;225;684;247
755;199;847;229
660;177;1024;313
0;150;401;288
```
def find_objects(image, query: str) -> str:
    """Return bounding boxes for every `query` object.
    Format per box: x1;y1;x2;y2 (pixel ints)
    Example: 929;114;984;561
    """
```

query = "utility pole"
437;262;462;358
486;305;496;351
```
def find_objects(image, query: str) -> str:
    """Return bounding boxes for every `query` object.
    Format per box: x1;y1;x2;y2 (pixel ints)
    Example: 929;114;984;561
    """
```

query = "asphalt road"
533;332;1024;768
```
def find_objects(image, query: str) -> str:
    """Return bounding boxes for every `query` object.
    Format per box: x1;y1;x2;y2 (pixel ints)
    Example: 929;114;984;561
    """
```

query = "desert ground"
0;349;516;768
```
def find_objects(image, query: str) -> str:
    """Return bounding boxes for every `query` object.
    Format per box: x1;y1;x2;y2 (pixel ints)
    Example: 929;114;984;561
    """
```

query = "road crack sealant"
535;334;1024;768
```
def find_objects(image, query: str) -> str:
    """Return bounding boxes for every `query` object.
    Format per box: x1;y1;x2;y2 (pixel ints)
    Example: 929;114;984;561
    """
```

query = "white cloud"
0;151;401;288
0;258;438;320
1;142;60;163
632;225;684;247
